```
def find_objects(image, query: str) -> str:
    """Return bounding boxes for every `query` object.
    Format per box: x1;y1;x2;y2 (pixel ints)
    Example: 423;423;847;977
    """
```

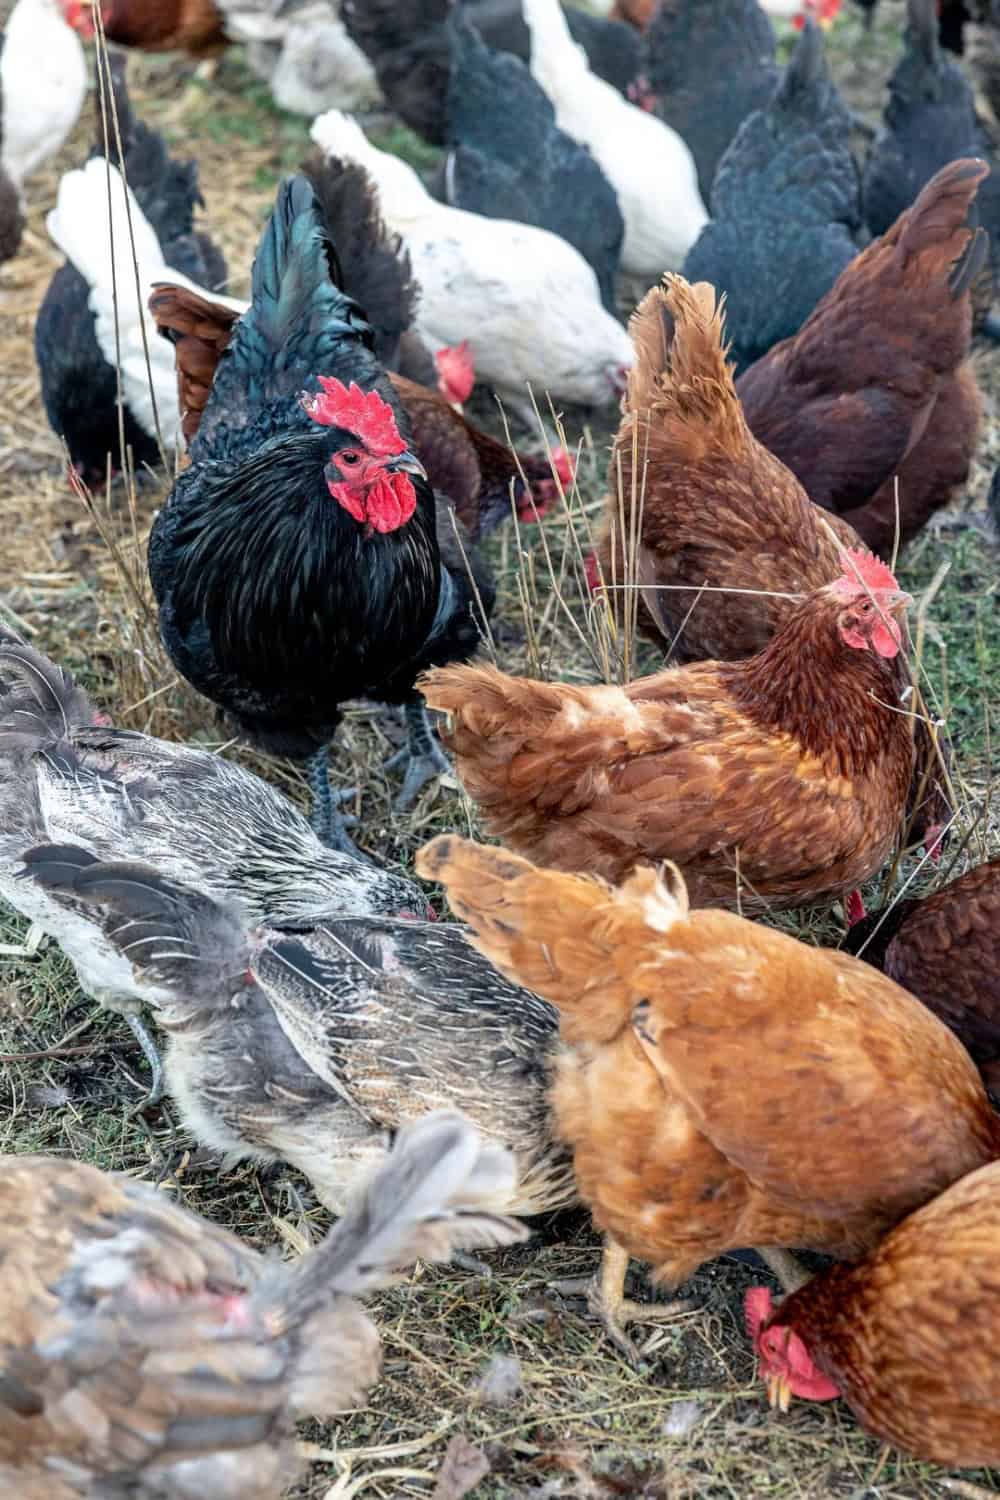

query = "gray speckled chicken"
0;1114;525;1500
20;844;575;1222
0;631;429;1103
683;17;861;374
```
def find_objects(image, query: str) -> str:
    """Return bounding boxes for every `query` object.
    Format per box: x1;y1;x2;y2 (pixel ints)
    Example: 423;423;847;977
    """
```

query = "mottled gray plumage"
0;631;427;1033
0;1116;524;1499
22;845;574;1222
683;19;861;374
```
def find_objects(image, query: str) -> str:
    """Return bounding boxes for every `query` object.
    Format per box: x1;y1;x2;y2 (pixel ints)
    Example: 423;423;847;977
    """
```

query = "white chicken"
220;0;382;115
1;0;87;190
522;0;707;282
45;158;245;457
310;109;634;415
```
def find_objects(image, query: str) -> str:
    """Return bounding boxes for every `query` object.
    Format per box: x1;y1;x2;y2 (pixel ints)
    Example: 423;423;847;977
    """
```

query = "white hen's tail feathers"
46;160;244;451
260;1112;527;1327
310;110;431;216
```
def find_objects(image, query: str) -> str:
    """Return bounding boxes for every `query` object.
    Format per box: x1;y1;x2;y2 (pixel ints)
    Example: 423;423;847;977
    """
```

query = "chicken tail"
18;846;249;1014
311;111;432;217
46;157;166;297
0;635;97;749
889;157;989;301
619;274;740;440
416;833;690;1042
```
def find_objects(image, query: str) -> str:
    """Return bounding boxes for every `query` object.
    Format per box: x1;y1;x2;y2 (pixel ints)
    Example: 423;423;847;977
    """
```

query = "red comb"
745;1286;774;1342
302;378;406;457
435;342;475;405
835;548;899;595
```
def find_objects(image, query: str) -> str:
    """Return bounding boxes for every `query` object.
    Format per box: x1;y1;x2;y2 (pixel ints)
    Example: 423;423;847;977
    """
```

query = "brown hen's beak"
385;449;427;480
884;589;914;615
767;1374;792;1412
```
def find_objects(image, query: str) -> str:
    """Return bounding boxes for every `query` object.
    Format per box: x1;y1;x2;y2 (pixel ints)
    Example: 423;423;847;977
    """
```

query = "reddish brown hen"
844;856;1000;1095
61;0;227;55
421;551;915;911
737;157;987;554
417;835;1000;1361
747;1158;1000;1464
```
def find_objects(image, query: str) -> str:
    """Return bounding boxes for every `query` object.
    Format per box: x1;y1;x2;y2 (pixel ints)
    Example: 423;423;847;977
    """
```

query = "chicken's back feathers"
150;282;241;446
738;156;987;526
768;1160;1000;1465
640;0;779;201
440;10;624;311
683;19;860;373
418;835;1000;1276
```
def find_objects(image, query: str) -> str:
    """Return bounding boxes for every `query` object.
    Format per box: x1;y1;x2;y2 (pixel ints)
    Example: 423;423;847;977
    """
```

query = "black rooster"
35;52;227;485
148;175;490;851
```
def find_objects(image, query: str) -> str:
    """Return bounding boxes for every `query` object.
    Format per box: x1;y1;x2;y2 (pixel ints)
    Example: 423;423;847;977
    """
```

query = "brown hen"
421;552;915;911
64;0;228;55
748;1159;1000;1464
417;836;1000;1361
0;1115;525;1498
844;856;1000;1095
736;157;987;554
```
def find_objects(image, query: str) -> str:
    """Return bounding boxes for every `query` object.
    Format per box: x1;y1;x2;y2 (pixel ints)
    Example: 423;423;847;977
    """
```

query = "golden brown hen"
737;157;987;555
417;835;1000;1361
421;551;915;912
0;1115;525;1498
747;1159;1000;1464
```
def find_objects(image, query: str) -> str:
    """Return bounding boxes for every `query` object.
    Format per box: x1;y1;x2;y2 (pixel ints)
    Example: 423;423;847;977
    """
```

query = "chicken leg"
124;1012;165;1111
384;699;451;812
306;749;363;856
554;1237;695;1366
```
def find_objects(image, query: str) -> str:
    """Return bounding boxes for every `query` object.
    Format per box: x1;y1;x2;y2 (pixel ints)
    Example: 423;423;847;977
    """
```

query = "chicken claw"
124;1012;164;1112
555;1238;695;1366
385;700;451;812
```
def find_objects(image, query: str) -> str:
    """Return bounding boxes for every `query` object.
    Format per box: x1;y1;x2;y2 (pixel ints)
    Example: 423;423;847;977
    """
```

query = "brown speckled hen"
0;1115;525;1499
418;835;1000;1362
421;551;915;912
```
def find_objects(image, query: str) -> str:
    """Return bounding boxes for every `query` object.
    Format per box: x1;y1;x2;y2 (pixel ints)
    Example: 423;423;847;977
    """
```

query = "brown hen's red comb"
835;548;900;596
302;377;406;456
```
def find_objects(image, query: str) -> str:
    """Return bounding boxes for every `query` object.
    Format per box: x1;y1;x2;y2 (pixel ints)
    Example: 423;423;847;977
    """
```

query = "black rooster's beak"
385;449;427;480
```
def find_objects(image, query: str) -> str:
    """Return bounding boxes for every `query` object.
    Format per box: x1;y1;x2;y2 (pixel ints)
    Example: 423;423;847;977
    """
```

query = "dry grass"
0;2;999;1496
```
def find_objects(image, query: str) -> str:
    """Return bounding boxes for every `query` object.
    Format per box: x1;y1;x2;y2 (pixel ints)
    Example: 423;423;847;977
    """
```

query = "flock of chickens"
1;0;1000;1493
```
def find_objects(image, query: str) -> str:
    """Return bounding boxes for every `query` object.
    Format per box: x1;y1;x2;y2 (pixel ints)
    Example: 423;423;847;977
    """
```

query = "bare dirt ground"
0;3;998;1496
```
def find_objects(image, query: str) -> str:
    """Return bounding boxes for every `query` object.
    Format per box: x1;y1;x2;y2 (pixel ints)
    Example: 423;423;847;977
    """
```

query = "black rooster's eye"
340;452;361;467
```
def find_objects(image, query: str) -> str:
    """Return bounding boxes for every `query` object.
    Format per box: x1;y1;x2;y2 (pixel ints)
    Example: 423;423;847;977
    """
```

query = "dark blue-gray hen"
683;18;861;374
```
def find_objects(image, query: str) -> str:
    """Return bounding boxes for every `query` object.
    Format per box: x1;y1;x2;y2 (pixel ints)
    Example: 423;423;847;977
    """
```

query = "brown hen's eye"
340;452;361;466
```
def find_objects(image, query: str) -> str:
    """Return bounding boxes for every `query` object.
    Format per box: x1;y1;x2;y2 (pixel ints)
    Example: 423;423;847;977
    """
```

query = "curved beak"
885;589;914;616
385;449;427;481
767;1375;792;1413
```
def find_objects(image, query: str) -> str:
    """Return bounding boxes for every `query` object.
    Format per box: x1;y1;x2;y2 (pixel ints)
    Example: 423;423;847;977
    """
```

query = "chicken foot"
384;700;451;813
121;1012;165;1112
306;748;363;857
554;1238;695;1366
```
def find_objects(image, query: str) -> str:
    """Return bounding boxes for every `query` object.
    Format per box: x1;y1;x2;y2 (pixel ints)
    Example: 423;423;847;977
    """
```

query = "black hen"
34;52;226;485
341;0;640;144
682;18;861;374
854;0;975;52
148;176;491;851
863;0;1000;301
636;0;780;204
434;10;623;311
